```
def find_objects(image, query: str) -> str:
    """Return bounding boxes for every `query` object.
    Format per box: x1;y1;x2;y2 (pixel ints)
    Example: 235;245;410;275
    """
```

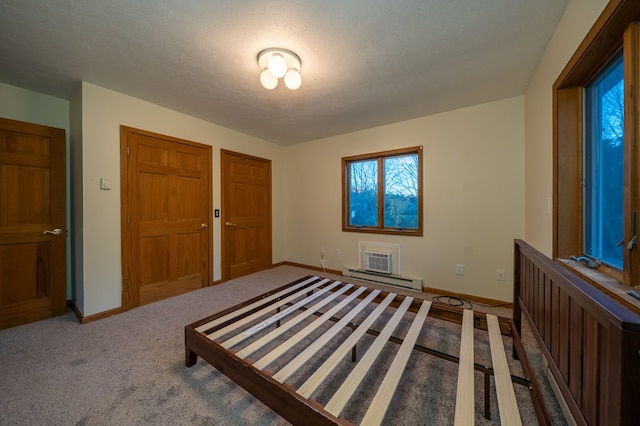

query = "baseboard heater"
342;267;422;291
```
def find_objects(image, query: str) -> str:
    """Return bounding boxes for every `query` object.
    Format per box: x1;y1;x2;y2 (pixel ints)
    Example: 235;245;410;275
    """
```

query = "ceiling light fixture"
258;48;302;90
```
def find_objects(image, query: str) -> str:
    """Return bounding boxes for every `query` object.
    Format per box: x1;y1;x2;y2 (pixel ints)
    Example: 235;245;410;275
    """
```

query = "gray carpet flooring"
0;265;567;425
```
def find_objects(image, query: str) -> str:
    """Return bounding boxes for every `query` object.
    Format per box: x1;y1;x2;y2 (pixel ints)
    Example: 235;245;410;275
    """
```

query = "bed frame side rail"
513;239;640;426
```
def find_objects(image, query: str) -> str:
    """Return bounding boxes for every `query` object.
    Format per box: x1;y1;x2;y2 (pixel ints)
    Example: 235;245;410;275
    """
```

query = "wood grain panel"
1;165;49;224
555;87;583;259
558;288;570;380
0;242;49;304
139;236;169;285
0;131;50;157
569;299;583;404
176;177;200;220
526;257;533;312
138;173;168;222
176;232;200;278
121;126;211;310
176;150;201;171
582;315;600;424
536;266;544;337
137;142;168;167
0;118;66;330
543;275;552;346
222;150;271;280
623;19;640;284
550;282;560;363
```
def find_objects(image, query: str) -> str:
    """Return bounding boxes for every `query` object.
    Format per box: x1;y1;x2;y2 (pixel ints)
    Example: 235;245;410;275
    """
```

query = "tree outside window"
584;52;624;269
343;147;422;236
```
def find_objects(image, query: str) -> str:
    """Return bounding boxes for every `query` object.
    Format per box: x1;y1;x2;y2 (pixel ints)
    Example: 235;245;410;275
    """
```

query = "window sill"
557;258;640;314
342;227;422;237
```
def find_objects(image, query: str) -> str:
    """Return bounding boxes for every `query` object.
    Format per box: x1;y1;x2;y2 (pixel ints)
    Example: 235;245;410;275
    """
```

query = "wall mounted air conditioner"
363;251;392;274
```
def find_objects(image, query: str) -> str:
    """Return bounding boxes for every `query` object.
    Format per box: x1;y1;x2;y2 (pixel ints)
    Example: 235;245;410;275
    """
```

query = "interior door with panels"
0;117;66;329
121;127;212;310
221;149;272;280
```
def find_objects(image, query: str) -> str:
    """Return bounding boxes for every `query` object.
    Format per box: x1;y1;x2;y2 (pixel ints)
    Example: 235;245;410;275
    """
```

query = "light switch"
100;178;112;190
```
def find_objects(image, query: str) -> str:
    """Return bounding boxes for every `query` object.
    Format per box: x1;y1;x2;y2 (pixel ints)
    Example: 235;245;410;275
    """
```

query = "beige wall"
524;0;609;255
0;82;69;129
284;96;525;301
77;82;285;316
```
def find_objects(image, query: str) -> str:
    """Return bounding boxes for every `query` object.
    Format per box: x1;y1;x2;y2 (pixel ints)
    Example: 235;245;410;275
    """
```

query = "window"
584;52;624;269
555;1;640;287
342;146;423;236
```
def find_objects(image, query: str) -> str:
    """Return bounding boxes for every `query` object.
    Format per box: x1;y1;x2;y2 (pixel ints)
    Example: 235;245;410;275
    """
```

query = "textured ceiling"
0;0;568;145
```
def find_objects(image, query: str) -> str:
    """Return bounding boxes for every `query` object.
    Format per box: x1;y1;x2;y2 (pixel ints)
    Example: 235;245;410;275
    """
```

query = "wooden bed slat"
206;278;332;341
487;313;522;426
253;286;371;371
454;309;475;426
241;281;344;338
186;273;551;425
324;296;414;417
234;282;354;358
272;289;382;382
297;292;398;398
195;276;324;333
360;300;432;426
221;281;346;349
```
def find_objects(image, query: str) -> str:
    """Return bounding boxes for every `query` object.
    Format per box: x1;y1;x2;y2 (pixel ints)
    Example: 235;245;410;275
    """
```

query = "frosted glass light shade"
260;69;278;89
284;69;302;90
268;54;287;78
257;48;302;90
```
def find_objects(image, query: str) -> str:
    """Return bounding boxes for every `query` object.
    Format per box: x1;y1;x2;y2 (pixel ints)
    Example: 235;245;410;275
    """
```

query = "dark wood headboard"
513;239;640;425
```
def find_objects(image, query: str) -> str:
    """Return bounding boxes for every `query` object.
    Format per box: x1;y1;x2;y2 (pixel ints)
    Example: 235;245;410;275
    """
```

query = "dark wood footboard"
513;239;640;425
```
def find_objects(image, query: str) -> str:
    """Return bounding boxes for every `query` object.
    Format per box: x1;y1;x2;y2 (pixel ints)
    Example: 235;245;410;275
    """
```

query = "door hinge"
127;213;130;224
126;145;130;156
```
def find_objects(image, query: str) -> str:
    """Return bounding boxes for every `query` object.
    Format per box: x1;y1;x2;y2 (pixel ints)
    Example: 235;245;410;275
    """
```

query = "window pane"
349;160;378;227
584;53;623;269
384;154;418;229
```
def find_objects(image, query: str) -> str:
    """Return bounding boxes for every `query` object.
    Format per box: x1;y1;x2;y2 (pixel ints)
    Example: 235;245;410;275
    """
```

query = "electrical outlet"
336;249;341;257
496;269;506;281
456;264;464;276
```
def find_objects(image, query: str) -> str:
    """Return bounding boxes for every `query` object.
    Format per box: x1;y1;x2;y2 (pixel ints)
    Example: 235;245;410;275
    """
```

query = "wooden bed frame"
185;274;550;425
513;239;640;425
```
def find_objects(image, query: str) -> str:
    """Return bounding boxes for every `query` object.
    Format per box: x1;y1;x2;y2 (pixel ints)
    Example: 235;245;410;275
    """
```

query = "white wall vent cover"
363;251;392;274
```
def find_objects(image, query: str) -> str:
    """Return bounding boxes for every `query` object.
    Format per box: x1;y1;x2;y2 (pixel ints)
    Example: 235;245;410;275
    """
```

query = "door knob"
225;222;237;227
200;223;208;229
43;228;63;236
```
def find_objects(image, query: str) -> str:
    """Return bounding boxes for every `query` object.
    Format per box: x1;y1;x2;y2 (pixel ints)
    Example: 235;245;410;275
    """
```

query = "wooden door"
0;117;66;330
221;150;272;280
121;127;212;310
